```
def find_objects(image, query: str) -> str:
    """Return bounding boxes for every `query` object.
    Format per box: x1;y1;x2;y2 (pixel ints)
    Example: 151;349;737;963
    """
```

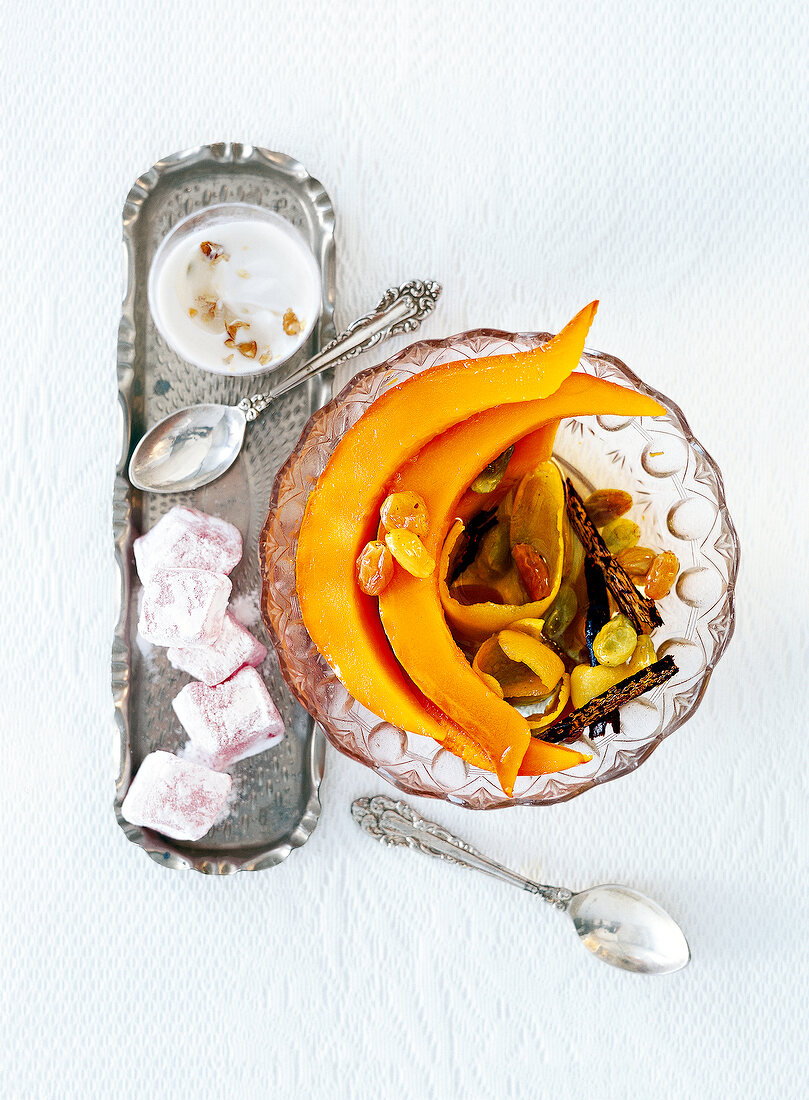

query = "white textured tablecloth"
2;2;808;1097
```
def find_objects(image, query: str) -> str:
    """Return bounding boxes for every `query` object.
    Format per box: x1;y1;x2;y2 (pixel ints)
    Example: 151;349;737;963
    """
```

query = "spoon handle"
238;279;442;420
352;795;572;910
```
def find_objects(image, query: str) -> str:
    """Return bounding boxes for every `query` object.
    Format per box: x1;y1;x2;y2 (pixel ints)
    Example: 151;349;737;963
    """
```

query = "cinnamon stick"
534;656;678;744
565;480;662;633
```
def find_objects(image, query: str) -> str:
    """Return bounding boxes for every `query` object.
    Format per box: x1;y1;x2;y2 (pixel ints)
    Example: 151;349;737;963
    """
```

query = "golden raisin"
583;489;633;526
592;613;638;667
356;540;394;595
380;491;429;537
512;543;551;601
644;550;679;600
384;529;435;578
601;517;640;555
618;546;656;576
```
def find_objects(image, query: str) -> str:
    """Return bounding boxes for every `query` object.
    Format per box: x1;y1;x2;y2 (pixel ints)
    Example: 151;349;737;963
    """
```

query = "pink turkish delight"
138;568;231;647
121;750;232;841
172;666;285;769
167;612;267;686
134;506;242;582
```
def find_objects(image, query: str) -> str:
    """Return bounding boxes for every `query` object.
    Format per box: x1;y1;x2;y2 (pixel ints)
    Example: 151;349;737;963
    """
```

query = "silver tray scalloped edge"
113;143;335;873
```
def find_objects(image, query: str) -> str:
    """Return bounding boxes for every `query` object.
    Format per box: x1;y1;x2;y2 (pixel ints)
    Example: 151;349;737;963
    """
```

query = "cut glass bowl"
260;330;740;809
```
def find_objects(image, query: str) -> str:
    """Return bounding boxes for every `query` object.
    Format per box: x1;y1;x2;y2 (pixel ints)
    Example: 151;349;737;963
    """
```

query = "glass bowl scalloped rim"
260;328;740;810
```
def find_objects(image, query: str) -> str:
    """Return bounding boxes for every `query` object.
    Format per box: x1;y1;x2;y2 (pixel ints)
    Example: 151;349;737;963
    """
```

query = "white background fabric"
1;2;807;1097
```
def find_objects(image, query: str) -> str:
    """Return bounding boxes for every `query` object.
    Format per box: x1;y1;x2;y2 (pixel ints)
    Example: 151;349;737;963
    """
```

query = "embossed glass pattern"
261;330;740;810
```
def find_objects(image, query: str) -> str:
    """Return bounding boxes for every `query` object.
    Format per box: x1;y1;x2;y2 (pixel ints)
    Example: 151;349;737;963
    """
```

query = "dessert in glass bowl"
261;303;739;809
148;202;322;376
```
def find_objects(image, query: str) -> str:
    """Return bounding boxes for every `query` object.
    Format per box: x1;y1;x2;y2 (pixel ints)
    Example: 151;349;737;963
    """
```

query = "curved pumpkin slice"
377;377;665;791
442;721;590;776
297;302;598;762
508;420;563;481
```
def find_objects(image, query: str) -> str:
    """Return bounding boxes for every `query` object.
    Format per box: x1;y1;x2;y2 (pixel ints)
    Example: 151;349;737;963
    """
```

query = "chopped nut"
223;353;234;364
237;340;258;359
283;307;302;336
225;319;250;341
200;240;229;263
188;307;198;318
259;348;272;366
195;294;220;321
224;338;236;349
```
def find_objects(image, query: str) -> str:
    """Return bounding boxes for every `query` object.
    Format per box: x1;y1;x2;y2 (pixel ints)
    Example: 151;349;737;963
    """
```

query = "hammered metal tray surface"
113;144;335;873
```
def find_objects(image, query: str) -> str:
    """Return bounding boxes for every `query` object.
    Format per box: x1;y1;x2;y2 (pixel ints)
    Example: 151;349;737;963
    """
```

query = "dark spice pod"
565;480;662;634
534;656;678;744
583;556;615;738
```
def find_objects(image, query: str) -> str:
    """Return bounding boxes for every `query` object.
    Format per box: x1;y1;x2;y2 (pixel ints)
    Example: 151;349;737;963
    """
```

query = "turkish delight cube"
121;750;232;841
172;666;285;769
167;612;267;686
134;506;242;581
138;568;231;647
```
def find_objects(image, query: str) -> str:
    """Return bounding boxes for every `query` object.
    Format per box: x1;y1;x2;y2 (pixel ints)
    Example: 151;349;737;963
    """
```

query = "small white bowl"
148;202;322;377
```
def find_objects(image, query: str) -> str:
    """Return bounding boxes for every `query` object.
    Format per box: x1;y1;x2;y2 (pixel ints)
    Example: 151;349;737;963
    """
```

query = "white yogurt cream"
148;204;322;376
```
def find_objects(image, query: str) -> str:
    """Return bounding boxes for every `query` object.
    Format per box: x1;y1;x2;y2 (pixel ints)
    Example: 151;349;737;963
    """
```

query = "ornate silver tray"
113;143;334;872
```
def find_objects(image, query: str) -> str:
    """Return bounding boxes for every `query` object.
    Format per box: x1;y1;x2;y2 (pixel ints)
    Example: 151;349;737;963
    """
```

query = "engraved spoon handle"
238;279;442;420
351;795;572;909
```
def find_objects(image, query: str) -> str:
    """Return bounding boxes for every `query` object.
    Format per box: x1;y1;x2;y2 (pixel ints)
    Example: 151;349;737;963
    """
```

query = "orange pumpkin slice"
442;718;590;777
297;302;598;784
378;377;665;793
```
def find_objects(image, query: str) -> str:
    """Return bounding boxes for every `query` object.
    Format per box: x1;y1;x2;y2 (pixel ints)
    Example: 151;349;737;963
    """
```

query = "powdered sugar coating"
229;589;262;628
134;506;242;581
172;666;285;769
121;750;232;841
167;612;267;686
138;568;231;647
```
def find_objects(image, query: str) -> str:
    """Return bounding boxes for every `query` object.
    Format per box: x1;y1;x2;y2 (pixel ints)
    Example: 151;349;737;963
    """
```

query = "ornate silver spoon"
352;795;690;975
128;279;441;493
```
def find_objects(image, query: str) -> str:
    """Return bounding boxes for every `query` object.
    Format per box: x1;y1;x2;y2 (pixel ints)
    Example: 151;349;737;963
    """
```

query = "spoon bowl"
129;404;247;492
568;884;691;974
